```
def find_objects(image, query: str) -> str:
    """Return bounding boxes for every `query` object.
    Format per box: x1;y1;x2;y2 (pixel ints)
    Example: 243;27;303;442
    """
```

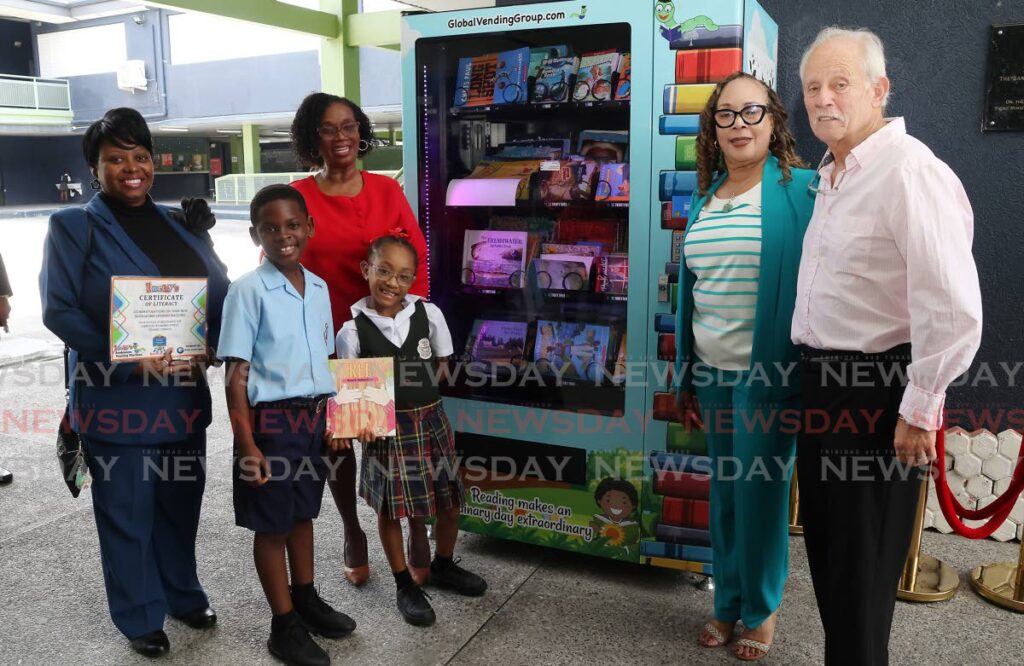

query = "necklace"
718;175;760;212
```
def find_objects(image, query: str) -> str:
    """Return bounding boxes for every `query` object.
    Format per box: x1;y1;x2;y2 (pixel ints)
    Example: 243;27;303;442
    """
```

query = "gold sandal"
734;637;772;661
698;621;733;647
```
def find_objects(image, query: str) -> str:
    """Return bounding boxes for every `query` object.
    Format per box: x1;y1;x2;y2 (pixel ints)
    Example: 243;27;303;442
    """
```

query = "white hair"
799;26;890;106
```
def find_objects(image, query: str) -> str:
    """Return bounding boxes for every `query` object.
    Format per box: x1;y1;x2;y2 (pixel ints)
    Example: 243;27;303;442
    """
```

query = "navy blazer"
40;195;230;445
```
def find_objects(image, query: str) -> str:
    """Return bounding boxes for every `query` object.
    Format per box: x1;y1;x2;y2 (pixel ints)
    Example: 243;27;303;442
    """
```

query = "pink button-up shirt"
792;118;983;431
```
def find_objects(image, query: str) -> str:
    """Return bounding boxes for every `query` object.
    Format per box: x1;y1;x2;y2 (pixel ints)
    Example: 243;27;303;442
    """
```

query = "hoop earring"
90;178;100;191
310;148;320;160
770;133;777;143
713;140;719;149
358;139;371;153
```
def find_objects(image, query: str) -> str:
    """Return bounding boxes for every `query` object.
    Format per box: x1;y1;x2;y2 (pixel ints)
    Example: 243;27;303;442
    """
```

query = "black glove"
170;197;216;233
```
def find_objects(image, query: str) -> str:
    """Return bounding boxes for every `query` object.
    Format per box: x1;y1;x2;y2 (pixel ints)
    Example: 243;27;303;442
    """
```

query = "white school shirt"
335;295;454;360
791;118;983;430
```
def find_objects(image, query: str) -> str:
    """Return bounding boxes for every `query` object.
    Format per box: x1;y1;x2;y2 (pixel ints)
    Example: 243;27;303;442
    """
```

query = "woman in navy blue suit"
39;108;230;658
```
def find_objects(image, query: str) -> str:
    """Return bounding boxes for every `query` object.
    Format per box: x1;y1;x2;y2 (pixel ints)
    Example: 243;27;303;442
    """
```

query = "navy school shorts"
233;397;331;534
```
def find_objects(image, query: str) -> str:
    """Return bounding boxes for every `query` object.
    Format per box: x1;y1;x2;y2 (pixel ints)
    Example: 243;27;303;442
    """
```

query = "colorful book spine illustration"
659;171;698;199
654;312;675;334
669;24;744;50
675;47;743;84
655;524;712;547
595;253;628;294
666;422;708;454
651;451;712;476
661;195;692;230
659;115;701;135
670;282;679;314
532;56;579;104
454;54;498;108
462;230;528;288
573;50;620;102
541;242;604;257
614;52;631;100
595;163;629;202
662;497;711;530
327;357;397;439
640;540;713;563
493;46;531;105
664;83;717;114
652;391;676;421
670;229;685;262
675;136;698;170
654;470;712;500
657;333;675;361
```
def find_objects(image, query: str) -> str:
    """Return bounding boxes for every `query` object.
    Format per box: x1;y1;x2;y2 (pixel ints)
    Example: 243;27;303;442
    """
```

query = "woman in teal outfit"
674;72;815;661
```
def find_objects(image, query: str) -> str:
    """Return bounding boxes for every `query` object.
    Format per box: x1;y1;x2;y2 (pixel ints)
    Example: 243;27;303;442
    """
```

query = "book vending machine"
400;0;778;570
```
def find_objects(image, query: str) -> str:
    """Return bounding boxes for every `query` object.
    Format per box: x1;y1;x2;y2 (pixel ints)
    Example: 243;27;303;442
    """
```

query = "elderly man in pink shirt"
792;27;982;666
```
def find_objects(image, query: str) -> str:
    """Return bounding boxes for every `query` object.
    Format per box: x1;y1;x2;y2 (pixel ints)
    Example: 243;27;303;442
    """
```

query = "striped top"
683;182;762;371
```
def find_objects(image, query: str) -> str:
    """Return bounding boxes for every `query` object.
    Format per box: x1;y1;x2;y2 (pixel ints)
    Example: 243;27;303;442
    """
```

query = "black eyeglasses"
712;104;769;129
317;122;360;138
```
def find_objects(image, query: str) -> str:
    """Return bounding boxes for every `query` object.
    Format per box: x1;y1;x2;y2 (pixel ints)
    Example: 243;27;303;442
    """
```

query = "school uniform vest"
354;300;440;410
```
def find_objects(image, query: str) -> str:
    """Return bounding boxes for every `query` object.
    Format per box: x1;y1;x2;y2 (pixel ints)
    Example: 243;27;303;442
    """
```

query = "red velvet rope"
933;426;1024;539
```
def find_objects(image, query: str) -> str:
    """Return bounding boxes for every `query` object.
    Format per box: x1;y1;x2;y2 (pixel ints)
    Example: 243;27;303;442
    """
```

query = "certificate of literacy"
109;276;208;361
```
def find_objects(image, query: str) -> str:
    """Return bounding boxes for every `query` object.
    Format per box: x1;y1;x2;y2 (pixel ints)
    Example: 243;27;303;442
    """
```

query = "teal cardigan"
674;156;816;403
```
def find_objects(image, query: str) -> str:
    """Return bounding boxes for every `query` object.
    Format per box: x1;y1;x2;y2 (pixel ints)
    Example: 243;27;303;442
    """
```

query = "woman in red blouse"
290;93;429;587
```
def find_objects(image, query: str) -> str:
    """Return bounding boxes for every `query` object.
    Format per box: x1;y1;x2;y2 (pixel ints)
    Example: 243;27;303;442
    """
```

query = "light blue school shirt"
217;260;336;406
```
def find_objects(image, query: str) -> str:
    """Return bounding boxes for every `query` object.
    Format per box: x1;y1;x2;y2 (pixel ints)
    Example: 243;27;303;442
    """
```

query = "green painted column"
242;123;261;174
320;0;360;100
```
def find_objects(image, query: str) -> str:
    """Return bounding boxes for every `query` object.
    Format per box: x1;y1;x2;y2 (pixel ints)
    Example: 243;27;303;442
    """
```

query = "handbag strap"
64;219;94;398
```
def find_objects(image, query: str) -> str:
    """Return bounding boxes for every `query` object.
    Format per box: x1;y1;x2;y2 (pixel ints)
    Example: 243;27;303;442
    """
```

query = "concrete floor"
1;213;1021;664
1;358;1022;666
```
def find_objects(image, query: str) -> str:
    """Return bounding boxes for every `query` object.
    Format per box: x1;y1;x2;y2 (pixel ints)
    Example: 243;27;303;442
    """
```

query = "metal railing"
0;74;71;111
215;168;403;204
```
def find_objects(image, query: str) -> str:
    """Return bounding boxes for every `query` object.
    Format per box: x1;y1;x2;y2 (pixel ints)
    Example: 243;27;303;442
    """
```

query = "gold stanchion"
788;468;803;536
897;472;959;602
970;528;1024;612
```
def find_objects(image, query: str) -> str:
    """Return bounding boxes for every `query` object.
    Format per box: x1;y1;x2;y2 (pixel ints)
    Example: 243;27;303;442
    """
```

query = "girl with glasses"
289;93;431;589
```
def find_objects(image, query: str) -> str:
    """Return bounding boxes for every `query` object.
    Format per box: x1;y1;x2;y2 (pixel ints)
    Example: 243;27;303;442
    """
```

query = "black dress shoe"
0;465;12;484
291;586;355;638
129;630;170;658
396;584;436;626
174;606;217;629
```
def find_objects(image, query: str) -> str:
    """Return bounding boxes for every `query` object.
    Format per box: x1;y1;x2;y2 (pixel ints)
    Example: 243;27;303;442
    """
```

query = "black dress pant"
797;345;925;666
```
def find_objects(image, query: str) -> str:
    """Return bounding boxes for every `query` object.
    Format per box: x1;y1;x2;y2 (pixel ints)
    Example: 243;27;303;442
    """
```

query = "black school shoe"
173;606;217;629
129;629;170;658
429;558;488;597
268;613;330;666
396;584;436;626
291;585;356;638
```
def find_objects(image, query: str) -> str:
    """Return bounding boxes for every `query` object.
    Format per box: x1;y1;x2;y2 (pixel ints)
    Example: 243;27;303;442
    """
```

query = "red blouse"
292;173;429;335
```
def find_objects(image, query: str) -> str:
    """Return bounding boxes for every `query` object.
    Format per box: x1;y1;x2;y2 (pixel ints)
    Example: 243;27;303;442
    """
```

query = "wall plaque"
984;23;1024;132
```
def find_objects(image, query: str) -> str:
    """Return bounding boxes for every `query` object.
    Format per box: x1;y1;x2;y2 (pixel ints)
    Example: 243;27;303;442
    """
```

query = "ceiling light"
216;129;242;135
159;127;189;132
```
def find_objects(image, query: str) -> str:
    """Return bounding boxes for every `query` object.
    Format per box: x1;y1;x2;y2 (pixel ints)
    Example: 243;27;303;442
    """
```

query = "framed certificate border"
109;276;208;362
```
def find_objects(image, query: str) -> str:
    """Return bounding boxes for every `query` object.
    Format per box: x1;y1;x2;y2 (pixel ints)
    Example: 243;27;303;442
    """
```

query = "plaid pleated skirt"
359;401;464;519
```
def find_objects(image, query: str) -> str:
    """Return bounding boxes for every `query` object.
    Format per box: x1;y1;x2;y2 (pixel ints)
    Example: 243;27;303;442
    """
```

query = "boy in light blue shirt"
218;184;353;666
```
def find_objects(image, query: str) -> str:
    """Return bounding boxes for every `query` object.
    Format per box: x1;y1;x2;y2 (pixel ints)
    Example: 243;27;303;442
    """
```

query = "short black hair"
249;184;309;225
368;234;419;269
82;107;153;169
594;478;638;508
291;92;375;168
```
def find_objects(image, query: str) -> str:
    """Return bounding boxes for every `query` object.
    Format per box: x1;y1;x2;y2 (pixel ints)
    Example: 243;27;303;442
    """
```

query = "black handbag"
57;220;92;498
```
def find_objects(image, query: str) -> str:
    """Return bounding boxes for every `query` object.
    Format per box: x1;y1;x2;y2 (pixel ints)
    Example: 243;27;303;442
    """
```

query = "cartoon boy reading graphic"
590;478;640;553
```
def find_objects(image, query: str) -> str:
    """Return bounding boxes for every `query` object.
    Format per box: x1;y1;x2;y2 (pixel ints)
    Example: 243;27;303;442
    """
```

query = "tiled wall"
925;429;1023;542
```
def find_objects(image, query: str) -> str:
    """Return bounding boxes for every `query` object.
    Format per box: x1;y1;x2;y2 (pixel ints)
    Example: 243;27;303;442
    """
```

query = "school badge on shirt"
417;338;432;359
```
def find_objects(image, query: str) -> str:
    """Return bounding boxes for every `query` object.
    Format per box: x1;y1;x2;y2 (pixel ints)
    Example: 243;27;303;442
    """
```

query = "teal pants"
695;370;797;629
